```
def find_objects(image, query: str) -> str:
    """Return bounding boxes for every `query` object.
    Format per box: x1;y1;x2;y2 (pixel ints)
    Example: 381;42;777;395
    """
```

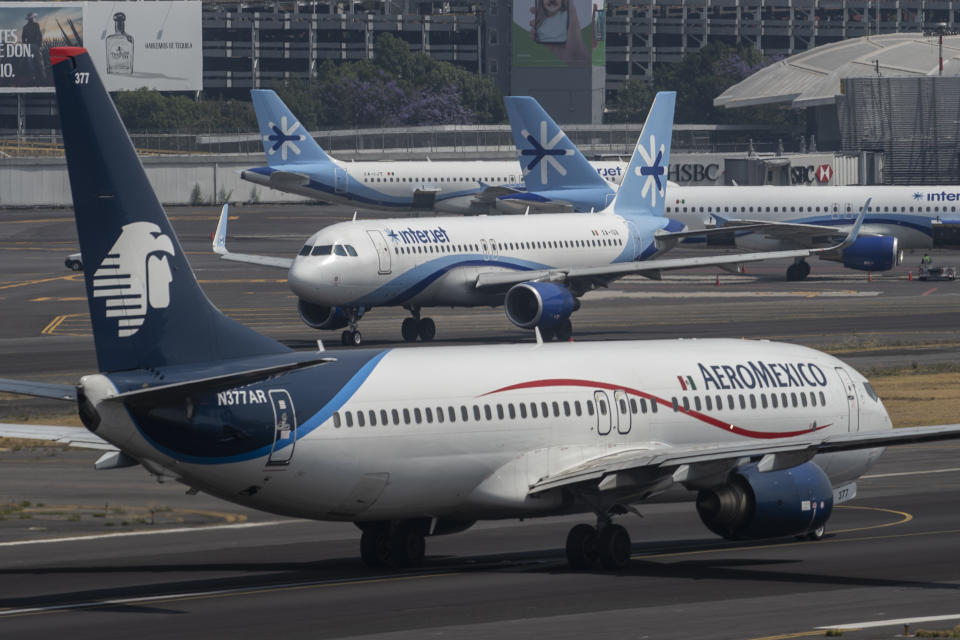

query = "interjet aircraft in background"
217;92;862;346
8;46;960;572
240;90;625;214
507;96;960;280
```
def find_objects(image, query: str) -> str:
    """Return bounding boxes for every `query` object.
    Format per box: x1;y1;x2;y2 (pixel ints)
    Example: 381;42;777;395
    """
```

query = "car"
64;252;82;271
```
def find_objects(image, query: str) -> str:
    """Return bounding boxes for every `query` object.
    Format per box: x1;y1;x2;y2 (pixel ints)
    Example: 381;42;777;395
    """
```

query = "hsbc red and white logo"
816;164;833;183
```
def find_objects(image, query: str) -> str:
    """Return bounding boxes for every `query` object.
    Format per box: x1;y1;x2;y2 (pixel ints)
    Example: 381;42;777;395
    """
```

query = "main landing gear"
565;510;633;571
786;259;811;281
401;306;436;343
340;308;363;346
359;521;427;569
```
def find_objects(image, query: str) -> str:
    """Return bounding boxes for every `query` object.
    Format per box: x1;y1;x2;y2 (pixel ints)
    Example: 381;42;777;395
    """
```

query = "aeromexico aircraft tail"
506;96;611;191
611;91;675;219
252;89;332;165
51;47;290;373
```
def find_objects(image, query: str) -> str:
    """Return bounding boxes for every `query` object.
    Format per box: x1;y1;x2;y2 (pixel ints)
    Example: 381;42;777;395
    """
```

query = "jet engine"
835;236;902;271
297;299;350;331
504;281;576;330
695;462;833;540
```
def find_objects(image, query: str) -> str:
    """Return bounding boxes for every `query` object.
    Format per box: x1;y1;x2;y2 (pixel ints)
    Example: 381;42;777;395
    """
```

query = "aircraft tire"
417;318;436;342
565;523;599;570
401;318;418;342
786;264;801;281
798;261;811;279
598;524;631;570
389;522;426;568
350;330;363;346
341;330;351;346
360;527;390;568
540;327;556;341
555;319;573;342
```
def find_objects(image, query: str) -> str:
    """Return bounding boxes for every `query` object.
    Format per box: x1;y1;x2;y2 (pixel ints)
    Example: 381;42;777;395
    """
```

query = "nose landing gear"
401;306;436;343
340;307;363;346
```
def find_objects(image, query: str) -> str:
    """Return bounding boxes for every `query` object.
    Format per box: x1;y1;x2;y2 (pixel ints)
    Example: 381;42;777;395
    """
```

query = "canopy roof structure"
715;32;960;110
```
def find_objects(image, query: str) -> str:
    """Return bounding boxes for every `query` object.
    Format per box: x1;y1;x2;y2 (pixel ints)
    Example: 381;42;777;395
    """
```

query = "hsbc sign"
791;163;835;185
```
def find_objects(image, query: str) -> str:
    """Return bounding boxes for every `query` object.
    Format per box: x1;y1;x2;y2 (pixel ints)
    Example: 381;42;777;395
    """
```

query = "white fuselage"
288;211;660;309
666;184;960;250
245;158;626;214
86;339;890;523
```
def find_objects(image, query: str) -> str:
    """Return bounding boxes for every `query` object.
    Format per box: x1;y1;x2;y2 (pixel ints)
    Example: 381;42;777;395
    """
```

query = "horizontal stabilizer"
0;378;76;401
0;423;113;450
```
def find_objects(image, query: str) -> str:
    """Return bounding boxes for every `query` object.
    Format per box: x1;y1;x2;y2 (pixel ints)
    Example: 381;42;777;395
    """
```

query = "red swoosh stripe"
482;378;831;440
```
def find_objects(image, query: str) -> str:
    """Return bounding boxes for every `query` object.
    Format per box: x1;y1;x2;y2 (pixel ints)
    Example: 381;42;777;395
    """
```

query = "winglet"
213;204;230;256
839;198;869;249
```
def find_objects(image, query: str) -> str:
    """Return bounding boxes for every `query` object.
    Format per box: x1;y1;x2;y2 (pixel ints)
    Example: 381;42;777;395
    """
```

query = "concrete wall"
0;155;311;208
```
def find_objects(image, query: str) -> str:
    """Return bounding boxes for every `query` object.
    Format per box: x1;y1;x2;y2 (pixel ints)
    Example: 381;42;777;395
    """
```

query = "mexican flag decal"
677;375;697;391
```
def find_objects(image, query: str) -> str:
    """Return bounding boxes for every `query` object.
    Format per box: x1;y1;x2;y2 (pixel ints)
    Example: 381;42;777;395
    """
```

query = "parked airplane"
507;96;960;280
6;46;960;572
240;90;625;214
217;92;860;346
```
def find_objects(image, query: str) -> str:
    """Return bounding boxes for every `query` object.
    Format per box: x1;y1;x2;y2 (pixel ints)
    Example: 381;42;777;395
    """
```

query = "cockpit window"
333;245;348;256
299;245;312;256
311;245;333;256
345;245;358;257
862;381;878;402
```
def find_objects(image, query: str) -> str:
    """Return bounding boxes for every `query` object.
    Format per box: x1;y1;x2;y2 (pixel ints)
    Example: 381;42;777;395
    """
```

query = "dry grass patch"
869;370;960;427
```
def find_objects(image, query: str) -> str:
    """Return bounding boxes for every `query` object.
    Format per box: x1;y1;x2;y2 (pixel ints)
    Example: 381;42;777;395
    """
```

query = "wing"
0;377;76;400
212;204;295;269
476;201;869;291
0;423;114;450
712;217;851;248
530;423;960;496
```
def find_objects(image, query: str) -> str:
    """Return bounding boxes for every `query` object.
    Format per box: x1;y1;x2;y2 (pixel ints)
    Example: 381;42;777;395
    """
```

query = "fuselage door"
367;229;392;275
334;167;348;194
481;239;490;260
267;389;297;466
594;390;611;435
488;239;499;260
614;389;631;434
834;367;860;432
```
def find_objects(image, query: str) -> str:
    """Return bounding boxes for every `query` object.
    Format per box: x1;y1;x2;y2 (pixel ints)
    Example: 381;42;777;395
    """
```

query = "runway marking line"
750;630;841;640
0;519;293;548
816;613;960;631
0;274;82;291
0;570;458;619
922;287;938;296
863;465;960;479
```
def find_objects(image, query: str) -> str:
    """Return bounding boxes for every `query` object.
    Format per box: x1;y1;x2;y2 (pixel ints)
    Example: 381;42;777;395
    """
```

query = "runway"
1;445;960;639
2;204;960;638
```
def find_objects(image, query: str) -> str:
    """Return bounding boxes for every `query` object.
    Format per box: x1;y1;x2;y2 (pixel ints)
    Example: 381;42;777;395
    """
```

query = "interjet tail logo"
264;115;303;162
92;222;176;338
634;134;666;207
519;120;573;185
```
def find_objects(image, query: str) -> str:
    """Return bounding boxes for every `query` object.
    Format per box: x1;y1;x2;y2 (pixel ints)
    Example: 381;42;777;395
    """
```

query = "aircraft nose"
288;257;320;298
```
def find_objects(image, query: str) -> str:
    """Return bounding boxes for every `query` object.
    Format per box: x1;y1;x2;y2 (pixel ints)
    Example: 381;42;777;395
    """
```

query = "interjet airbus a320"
240;90;624;214
4;46;960;571
216;92;858;346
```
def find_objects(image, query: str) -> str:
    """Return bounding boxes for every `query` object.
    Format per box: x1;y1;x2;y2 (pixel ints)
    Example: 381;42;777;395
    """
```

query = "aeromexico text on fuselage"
695;360;829;391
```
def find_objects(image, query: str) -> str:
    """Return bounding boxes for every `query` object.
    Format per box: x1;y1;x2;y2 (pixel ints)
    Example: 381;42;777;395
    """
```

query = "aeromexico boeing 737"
217;93;862;346
5;46;960;571
507;96;960;280
240;90;624;213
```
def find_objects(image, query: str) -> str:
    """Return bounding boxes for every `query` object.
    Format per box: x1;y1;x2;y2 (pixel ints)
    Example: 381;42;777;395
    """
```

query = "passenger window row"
392;237;624;256
670;390;827;412
331;391;660;429
364;176;516;184
666;205;959;215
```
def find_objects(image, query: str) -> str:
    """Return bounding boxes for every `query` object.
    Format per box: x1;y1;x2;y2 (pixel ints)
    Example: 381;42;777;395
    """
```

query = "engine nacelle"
504;281;576;330
839;236;902;271
297;299;350;331
696;462;833;540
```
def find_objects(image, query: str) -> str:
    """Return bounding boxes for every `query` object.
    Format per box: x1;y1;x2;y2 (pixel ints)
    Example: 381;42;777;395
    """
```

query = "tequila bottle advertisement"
85;1;201;92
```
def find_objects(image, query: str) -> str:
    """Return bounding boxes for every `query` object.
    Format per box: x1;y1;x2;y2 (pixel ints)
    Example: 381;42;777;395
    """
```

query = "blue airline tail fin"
251;89;331;165
51;47;290;373
505;96;610;191
611;91;676;218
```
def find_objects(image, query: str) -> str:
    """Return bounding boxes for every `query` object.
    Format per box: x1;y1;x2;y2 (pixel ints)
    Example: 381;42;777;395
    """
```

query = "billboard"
0;3;84;93
512;0;605;68
0;1;201;94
